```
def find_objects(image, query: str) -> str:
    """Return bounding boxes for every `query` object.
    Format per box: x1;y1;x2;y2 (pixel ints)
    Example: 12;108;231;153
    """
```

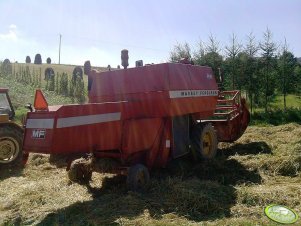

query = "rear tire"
0;125;23;166
190;123;218;160
127;164;150;192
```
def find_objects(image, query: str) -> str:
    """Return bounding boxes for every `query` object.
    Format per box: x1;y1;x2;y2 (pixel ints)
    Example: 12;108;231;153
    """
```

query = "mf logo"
32;129;46;139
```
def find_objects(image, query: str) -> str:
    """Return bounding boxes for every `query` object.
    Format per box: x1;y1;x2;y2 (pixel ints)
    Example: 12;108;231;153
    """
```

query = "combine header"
22;52;249;190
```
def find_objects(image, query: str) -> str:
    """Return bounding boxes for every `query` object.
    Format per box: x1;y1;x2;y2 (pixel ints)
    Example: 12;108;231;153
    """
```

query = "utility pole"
59;34;62;64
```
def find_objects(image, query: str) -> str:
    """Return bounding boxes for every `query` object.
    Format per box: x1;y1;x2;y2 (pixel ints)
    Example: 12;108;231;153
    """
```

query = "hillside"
12;63;106;78
1;63;108;123
0;123;300;225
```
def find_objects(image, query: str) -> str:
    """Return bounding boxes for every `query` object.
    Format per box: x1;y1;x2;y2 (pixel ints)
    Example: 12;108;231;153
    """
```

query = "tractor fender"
0;121;24;133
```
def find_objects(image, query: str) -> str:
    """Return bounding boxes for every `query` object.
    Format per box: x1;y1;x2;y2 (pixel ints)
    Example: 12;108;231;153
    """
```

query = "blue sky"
0;0;300;67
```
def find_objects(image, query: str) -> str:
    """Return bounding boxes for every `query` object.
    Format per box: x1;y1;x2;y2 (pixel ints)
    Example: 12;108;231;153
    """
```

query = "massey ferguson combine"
22;51;249;190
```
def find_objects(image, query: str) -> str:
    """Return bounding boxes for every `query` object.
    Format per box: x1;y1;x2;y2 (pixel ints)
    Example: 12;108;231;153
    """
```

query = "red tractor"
22;59;249;190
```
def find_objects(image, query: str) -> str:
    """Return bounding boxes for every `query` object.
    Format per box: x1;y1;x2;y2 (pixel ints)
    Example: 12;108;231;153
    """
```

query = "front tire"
0;125;23;166
190;123;218;160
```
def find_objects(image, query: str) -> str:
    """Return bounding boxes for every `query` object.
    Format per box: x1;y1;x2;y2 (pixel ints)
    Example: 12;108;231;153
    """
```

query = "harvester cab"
0;88;15;120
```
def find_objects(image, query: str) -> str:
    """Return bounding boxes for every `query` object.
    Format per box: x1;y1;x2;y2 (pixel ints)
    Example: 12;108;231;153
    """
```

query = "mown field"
0;64;301;225
0;123;300;225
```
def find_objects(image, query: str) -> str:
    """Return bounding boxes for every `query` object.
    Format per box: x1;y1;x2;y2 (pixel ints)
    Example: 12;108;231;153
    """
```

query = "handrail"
215;106;237;110
214;90;242;120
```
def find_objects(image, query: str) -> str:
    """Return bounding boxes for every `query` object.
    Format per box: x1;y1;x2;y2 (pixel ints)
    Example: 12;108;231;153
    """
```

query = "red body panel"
89;63;218;118
23;112;56;153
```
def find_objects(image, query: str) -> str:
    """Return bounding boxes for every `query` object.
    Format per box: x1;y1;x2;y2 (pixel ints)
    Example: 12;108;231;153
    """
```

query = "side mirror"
25;103;33;112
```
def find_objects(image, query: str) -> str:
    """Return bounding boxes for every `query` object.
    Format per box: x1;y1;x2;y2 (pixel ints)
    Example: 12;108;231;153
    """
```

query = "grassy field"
0;123;300;225
270;94;301;109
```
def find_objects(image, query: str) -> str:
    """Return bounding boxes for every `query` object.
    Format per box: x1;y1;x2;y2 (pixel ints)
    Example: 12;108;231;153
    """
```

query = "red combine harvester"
22;57;249;190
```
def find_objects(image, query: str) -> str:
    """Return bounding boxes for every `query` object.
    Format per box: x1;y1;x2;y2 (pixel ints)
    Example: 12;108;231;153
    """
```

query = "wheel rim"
202;131;213;157
0;137;19;163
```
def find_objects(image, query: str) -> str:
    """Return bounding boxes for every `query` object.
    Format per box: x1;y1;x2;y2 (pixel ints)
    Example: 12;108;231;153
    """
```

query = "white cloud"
0;24;18;41
9;24;17;30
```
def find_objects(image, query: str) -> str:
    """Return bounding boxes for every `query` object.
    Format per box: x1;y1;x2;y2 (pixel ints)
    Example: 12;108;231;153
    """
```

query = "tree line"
25;54;51;64
169;28;301;113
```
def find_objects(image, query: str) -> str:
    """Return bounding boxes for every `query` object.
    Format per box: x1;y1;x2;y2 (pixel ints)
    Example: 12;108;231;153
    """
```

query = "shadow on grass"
220;141;272;156
38;145;263;225
0;164;24;180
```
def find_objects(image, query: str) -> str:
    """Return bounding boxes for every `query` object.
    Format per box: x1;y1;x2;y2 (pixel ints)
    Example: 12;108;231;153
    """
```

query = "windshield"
0;93;12;114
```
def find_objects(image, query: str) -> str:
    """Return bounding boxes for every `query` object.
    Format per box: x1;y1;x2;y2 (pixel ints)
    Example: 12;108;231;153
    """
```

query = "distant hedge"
251;108;301;125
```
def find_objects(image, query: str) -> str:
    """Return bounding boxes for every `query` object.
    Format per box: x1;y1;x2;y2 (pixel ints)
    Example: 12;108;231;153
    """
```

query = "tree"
84;60;91;75
45;67;54;80
46;57;51;64
294;65;301;97
25;56;31;63
259;28;278;112
169;42;191;62
277;39;297;110
206;34;220;53
60;72;69;96
48;74;55;91
194;40;206;61
225;33;242;89
72;66;83;81
1;59;12;75
74;77;85;103
34;54;42;64
244;32;259;113
194;35;223;77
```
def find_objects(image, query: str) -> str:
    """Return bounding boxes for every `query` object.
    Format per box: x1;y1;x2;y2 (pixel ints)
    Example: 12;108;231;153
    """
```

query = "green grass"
270;94;301;108
251;108;301;126
249;94;301;126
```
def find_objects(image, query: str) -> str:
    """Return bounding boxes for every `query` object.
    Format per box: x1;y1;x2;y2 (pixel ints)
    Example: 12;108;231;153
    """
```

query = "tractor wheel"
0;125;23;165
68;158;92;184
126;164;150;192
191;123;218;161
